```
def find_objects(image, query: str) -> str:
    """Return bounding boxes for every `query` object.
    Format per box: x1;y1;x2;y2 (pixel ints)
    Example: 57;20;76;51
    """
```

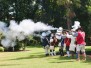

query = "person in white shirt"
66;31;76;58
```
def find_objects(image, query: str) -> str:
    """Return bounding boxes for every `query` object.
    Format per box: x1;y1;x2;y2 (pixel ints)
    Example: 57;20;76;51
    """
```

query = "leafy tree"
87;0;91;35
34;0;67;28
0;0;91;39
0;0;9;22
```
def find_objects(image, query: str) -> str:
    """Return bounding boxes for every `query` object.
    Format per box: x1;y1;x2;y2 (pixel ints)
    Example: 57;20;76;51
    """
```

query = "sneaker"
45;54;49;56
82;58;86;61
76;58;80;61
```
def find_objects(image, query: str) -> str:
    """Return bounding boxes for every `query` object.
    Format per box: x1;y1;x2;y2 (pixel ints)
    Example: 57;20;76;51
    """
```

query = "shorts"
50;46;54;50
69;45;76;51
76;44;85;52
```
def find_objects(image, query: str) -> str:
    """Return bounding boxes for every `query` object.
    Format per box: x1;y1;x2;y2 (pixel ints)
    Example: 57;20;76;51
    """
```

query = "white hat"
41;32;46;37
57;27;63;33
59;27;63;30
72;21;81;31
74;21;80;25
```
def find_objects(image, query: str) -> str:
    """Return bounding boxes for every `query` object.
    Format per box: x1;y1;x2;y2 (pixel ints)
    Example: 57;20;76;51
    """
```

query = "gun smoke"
0;19;57;49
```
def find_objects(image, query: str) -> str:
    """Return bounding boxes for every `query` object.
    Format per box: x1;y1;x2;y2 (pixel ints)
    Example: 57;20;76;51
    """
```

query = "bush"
0;47;4;52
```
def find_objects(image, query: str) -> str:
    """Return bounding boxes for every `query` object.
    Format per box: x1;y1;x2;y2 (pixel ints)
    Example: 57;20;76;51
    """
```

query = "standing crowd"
41;27;86;61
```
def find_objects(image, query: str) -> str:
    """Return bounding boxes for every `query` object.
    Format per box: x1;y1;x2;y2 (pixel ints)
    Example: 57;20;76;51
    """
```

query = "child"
41;32;50;56
64;36;71;57
66;32;76;58
58;37;64;56
50;33;57;56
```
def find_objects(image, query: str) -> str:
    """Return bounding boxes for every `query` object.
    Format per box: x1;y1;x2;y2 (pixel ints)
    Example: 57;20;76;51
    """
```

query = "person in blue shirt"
41;32;50;56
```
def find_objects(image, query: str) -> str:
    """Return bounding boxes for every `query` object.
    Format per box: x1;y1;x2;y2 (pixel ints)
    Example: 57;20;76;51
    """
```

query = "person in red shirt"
75;27;86;61
64;32;71;57
49;33;57;56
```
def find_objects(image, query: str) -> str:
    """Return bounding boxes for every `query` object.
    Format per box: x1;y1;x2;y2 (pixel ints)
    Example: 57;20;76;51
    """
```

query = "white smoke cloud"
19;19;35;35
19;19;57;35
35;22;54;31
0;21;7;34
1;39;16;48
9;20;25;41
0;21;7;29
0;19;57;49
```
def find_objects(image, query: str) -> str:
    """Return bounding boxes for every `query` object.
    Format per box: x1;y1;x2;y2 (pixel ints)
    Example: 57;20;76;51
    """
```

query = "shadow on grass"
49;55;75;63
51;48;91;64
9;53;46;60
27;45;42;48
50;60;74;63
0;64;21;67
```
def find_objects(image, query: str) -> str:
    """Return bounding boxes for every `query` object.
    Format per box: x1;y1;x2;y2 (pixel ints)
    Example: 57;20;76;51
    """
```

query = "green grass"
0;46;91;68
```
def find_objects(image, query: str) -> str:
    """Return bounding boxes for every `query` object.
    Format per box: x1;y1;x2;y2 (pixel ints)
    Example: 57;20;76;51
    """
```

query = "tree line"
0;0;91;43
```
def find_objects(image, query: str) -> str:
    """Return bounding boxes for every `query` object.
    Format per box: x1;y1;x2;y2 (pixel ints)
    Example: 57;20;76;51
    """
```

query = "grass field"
0;46;91;68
